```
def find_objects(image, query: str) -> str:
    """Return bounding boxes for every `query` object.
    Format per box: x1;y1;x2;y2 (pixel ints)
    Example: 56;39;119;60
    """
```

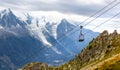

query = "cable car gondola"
79;26;84;42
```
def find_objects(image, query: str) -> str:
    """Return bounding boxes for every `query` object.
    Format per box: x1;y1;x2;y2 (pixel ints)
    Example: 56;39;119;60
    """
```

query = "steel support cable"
49;10;120;63
70;12;120;64
20;0;118;58
76;0;117;26
55;1;120;41
51;1;120;49
19;10;119;66
51;10;120;65
20;1;120;65
18;0;119;66
83;1;120;26
84;11;120;35
48;0;120;48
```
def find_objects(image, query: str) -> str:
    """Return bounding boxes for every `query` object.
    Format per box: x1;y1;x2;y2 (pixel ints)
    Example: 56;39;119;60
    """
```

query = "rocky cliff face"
21;30;120;70
22;62;48;70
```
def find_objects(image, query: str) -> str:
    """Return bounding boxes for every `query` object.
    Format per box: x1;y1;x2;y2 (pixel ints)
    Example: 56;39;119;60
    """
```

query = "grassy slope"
80;53;120;70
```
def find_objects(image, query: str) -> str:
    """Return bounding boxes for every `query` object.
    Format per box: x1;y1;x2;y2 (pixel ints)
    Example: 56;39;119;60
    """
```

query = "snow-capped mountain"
0;9;26;28
0;9;99;70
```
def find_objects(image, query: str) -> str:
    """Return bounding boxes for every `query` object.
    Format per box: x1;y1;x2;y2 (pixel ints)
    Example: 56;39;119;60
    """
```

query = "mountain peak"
0;9;26;27
4;8;12;13
113;30;118;35
61;18;68;23
0;8;13;15
0;8;15;19
59;18;72;26
100;30;109;36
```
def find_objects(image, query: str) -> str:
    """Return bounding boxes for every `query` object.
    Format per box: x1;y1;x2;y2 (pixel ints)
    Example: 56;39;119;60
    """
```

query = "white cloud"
29;11;88;23
36;0;58;3
0;0;111;16
76;0;105;5
0;6;6;10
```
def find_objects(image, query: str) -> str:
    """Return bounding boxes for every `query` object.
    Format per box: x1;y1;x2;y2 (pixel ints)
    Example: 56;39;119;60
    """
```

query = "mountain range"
0;9;99;70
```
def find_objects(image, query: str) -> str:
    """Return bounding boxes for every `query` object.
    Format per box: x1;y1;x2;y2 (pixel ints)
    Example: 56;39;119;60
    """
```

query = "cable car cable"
18;1;120;65
64;11;120;62
64;1;120;42
53;1;120;43
83;1;120;27
77;0;117;26
19;10;120;66
84;11;120;35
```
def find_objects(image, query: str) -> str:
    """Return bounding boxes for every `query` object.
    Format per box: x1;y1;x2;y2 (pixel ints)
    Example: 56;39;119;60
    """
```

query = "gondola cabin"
79;26;85;42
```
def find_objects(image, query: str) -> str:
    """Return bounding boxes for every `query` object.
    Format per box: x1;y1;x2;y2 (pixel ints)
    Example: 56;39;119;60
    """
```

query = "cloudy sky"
0;0;120;33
